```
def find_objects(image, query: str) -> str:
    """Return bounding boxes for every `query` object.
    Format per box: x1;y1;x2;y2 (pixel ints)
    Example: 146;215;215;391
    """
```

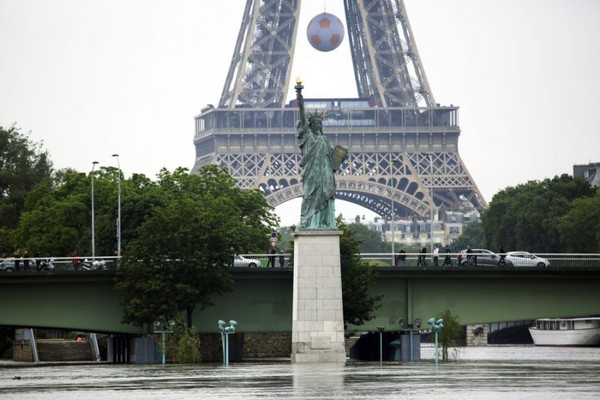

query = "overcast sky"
1;0;599;226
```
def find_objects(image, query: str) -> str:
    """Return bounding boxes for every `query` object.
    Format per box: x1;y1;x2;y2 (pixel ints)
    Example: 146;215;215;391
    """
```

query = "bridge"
1;264;599;334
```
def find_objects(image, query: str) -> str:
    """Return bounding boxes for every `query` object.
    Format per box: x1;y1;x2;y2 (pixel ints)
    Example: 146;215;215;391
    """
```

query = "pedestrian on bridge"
417;246;427;267
443;246;453;266
396;249;406;267
268;246;277;268
433;245;439;266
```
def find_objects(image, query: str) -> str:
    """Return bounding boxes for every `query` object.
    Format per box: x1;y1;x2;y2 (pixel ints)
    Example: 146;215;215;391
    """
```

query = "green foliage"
16;170;90;256
165;319;201;364
347;222;389;253
116;165;279;328
558;190;600;252
432;309;463;362
482;175;595;252
277;226;294;252
338;218;382;328
0;125;53;255
450;221;484;251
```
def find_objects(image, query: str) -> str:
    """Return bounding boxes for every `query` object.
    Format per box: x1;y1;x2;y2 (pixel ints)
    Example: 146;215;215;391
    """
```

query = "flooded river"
1;345;598;399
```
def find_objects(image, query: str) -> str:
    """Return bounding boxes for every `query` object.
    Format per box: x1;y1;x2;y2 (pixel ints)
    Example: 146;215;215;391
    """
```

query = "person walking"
443;245;453;266
22;251;30;272
433;245;439;267
268;246;277;268
498;245;506;266
72;251;80;271
417;246;427;267
397;249;406;267
14;251;21;272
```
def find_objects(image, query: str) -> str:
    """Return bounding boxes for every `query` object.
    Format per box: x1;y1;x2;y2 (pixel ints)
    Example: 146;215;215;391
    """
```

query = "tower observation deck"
192;0;486;220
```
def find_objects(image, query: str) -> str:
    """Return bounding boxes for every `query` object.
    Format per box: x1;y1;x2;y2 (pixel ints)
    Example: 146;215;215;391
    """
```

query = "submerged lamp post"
154;321;174;365
377;326;385;364
428;317;444;366
218;320;238;366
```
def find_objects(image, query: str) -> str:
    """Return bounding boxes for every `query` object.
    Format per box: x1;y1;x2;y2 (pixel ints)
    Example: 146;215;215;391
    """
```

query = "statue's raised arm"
295;78;306;130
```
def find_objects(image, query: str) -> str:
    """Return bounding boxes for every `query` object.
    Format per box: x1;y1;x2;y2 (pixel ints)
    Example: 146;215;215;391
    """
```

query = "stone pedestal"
291;230;346;363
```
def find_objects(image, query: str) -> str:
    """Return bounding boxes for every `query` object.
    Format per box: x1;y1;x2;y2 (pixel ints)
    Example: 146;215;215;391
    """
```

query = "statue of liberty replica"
295;78;348;230
291;79;348;363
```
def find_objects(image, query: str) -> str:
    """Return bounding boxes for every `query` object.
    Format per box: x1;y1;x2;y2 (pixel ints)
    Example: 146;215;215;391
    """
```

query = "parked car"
505;251;549;267
458;248;509;267
232;255;261;268
0;258;16;272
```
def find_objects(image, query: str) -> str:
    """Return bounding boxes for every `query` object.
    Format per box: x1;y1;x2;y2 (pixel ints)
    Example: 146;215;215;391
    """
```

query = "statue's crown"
307;110;327;122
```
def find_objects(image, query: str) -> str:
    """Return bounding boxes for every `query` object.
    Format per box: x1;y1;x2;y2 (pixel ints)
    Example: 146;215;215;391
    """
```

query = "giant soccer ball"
306;12;345;52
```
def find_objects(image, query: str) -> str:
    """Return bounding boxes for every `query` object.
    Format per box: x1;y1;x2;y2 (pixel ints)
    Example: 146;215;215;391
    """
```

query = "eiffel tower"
192;0;486;221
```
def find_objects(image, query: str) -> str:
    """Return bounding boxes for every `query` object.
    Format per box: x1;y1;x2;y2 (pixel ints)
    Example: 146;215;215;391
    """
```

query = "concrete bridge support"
466;324;488;346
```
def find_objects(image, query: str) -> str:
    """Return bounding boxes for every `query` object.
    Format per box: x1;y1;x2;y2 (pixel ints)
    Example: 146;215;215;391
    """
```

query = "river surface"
1;345;599;399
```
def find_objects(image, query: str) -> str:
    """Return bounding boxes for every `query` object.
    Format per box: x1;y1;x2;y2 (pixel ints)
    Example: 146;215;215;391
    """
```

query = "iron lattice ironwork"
192;0;486;220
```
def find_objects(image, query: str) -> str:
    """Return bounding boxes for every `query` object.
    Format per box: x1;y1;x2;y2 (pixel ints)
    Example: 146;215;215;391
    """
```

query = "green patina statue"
295;78;348;230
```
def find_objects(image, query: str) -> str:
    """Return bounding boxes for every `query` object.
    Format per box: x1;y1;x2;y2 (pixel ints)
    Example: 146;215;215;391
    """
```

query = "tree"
433;309;463;362
558;190;600;253
450;221;484;251
338;218;382;329
16;169;90;256
0;125;52;255
116;166;279;328
347;222;389;253
482;175;595;252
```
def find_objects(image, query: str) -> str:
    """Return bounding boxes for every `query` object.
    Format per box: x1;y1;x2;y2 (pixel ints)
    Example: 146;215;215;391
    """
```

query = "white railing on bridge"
2;253;600;273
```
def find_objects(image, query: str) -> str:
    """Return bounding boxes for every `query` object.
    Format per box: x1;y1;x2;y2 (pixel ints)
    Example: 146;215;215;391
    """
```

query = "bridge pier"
291;231;346;363
466;324;488;346
107;334;132;363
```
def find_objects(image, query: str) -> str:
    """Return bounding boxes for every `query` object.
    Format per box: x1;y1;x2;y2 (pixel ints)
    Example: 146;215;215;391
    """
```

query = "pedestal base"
291;230;346;363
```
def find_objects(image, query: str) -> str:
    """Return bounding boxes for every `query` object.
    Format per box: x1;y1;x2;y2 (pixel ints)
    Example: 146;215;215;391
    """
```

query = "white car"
232;255;261;268
505;251;549;267
0;258;16;272
458;249;506;266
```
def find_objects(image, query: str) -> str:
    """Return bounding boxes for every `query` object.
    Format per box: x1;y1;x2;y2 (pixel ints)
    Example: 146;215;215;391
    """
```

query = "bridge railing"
3;253;600;273
360;253;600;269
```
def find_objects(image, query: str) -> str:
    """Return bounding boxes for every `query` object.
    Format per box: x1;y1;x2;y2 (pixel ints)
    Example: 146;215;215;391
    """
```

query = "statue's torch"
295;76;303;93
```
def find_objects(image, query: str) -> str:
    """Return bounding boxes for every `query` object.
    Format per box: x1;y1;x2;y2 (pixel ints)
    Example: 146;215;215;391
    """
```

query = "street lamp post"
218;320;238;366
377;326;385;364
154;321;174;365
425;153;434;254
390;159;399;266
91;161;99;259
112;154;121;259
428;318;444;367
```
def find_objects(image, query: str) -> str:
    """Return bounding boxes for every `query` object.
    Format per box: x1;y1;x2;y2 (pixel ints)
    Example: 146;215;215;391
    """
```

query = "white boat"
529;317;600;346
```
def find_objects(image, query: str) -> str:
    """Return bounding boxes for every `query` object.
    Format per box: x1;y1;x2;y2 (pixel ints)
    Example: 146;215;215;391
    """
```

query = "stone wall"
12;340;32;362
199;332;291;362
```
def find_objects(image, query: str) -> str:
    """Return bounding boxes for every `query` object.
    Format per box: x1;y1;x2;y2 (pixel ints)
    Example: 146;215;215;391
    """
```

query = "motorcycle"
80;259;107;271
38;258;55;272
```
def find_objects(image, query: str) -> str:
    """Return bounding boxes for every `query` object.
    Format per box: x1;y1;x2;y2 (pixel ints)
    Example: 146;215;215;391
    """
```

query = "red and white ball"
306;12;345;52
